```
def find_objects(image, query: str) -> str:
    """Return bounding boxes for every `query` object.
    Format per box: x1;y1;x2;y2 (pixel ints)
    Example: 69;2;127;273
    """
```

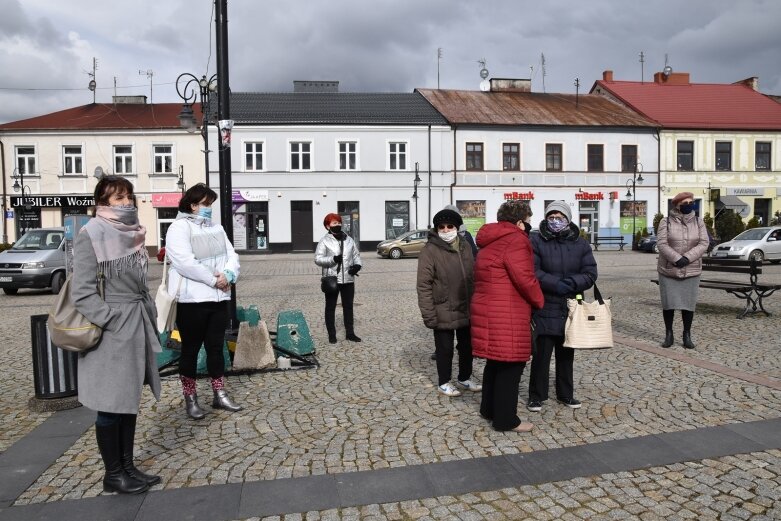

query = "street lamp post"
176;165;186;194
412;162;421;230
12;168;32;236
175;73;217;187
625;163;644;250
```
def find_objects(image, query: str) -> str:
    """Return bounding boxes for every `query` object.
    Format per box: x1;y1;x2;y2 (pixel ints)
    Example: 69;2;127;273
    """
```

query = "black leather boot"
96;423;149;494
119;415;161;486
661;330;674;348
346;333;362;342
682;331;695;349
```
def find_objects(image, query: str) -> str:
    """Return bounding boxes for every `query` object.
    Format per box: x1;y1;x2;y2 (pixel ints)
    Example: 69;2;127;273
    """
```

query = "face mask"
547;217;569;233
198;207;213;219
330;225;342;234
679;203;695;215
438;230;458;243
523;221;532;233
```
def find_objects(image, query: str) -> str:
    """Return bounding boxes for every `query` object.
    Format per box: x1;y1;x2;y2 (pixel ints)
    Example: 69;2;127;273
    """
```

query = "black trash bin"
31;314;78;399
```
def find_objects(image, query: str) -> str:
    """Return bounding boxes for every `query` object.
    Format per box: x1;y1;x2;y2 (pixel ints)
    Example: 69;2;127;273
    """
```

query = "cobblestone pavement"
1;251;779;514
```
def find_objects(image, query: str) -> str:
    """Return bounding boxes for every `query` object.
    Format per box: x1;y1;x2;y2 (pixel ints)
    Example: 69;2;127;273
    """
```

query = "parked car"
376;229;429;259
0;228;67;295
638;235;658;253
710;226;781;263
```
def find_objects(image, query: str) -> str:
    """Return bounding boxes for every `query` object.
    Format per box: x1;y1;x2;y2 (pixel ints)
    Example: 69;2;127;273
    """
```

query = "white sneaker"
438;382;462;397
456;379;483;392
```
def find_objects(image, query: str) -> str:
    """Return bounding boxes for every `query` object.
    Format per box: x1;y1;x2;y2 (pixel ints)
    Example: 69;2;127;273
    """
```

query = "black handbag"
321;239;343;294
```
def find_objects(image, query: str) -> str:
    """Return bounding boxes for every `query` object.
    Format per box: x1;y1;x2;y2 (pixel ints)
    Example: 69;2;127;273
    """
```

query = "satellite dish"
662;65;673;77
479;80;490;92
94;166;104;179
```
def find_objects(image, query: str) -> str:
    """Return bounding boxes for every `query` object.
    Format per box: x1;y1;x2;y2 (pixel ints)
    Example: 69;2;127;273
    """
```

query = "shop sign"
5;210;13;219
503;191;534;200
151;193;183;208
575;191;604;201
726;187;763;196
10;195;94;208
232;189;269;202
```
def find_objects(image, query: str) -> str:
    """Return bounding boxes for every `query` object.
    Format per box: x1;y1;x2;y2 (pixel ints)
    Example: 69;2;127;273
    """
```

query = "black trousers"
325;283;355;337
176;301;228;379
528;334;574;402
433;327;472;386
480;360;525;431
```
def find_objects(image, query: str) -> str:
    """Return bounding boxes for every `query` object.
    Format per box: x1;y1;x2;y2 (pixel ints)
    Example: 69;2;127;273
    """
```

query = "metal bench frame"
593;236;626;251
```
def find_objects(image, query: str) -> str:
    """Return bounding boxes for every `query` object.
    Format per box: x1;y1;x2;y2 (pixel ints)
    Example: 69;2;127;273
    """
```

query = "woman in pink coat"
471;201;544;432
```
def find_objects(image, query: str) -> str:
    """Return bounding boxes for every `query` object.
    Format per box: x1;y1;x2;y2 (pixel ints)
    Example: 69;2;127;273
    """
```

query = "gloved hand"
348;264;362;276
332;255;343;265
673;256;690;268
556;277;576;296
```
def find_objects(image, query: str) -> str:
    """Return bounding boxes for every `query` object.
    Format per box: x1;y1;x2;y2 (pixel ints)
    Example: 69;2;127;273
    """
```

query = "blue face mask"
198;207;213;219
679;203;696;215
547;217;569;233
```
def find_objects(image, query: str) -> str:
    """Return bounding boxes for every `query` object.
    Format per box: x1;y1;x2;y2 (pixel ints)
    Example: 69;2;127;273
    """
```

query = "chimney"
293;81;339;93
112;95;148;104
489;78;531;93
653;71;690;85
602;70;613;82
733;76;759;91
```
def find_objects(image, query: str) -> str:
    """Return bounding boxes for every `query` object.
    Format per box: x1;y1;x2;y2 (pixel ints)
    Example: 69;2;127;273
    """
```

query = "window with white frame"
113;145;133;175
15;146;36;175
153;145;174;174
245;142;264;171
338;141;357;170
63;145;84;175
388;141;407;170
290;141;311;170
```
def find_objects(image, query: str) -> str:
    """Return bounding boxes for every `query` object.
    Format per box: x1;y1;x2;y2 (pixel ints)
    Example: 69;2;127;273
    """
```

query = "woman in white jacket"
165;184;241;420
315;213;362;344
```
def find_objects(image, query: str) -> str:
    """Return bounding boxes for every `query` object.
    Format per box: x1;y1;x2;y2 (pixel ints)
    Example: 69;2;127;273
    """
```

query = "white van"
0;228;66;295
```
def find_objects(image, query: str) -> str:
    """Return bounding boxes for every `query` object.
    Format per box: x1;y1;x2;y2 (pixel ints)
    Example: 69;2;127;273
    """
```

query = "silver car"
376;229;429;259
710;226;781;263
0;228;67;295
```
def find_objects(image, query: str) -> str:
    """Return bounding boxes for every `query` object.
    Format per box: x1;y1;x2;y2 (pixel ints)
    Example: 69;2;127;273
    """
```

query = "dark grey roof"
227;92;447;125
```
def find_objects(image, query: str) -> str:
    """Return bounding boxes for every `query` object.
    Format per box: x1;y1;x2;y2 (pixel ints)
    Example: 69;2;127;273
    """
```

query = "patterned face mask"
547;217;569;233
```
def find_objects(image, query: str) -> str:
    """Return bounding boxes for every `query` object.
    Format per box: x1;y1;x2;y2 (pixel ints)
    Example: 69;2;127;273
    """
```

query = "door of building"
246;201;269;251
290;200;313;251
338;201;360;245
157;208;178;248
385;201;410;239
754;198;771;225
579;201;598;244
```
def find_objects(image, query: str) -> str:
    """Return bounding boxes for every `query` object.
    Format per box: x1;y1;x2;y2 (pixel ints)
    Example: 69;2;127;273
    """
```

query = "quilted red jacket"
471;222;544;362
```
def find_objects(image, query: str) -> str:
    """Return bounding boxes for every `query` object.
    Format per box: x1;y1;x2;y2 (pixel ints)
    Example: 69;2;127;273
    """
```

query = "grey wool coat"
71;228;161;414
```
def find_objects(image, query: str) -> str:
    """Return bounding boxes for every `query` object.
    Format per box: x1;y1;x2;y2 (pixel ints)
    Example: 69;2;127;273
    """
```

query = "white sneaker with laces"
456;379;483;392
438;382;462;397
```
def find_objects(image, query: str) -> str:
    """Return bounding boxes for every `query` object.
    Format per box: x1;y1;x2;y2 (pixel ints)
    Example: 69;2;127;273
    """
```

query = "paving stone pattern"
1;251;779;515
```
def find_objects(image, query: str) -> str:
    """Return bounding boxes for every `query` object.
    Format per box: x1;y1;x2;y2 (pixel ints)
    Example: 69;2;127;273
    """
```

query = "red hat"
671;192;694;206
323;213;342;228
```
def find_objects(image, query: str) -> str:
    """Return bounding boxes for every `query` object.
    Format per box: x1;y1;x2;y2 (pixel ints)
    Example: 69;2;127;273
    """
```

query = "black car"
638;235;658;253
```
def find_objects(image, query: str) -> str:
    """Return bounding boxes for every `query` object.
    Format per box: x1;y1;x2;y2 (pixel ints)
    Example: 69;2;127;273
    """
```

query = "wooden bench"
652;257;781;318
593;236;626;251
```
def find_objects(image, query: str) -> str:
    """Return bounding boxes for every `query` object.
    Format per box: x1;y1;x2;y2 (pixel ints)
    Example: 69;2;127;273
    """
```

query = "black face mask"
523;221;532;233
679;203;695;215
330;225;342;234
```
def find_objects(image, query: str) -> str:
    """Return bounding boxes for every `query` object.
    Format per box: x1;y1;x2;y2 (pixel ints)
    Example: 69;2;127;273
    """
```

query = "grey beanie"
544;200;572;222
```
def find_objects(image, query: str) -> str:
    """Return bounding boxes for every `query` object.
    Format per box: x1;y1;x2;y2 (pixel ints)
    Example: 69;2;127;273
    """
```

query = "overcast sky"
1;0;780;124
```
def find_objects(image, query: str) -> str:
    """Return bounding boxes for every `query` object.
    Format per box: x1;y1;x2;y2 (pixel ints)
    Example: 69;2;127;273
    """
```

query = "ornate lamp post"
12;168;32;235
175;73;217;187
176;165;186;194
625;162;644;249
412;162;421;230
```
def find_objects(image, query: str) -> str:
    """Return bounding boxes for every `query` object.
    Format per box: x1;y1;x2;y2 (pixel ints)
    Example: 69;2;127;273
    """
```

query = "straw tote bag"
562;283;614;349
48;272;105;352
155;253;182;332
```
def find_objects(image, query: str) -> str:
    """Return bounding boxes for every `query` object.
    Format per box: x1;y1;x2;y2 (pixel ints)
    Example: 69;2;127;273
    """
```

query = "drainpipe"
427;125;432;227
655;128;661;219
450;125;457;204
0;140;7;243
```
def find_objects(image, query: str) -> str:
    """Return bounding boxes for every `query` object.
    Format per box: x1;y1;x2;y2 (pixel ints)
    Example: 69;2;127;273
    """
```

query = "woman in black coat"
527;201;598;413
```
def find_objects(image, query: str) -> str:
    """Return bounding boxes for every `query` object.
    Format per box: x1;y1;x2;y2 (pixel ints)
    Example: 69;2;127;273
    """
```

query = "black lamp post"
175;73;217;187
176;165;186;194
12;168;32;235
412;162;421;230
625;163;644;250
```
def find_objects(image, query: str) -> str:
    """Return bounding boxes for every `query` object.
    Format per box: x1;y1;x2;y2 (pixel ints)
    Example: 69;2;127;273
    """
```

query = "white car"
710;226;781;263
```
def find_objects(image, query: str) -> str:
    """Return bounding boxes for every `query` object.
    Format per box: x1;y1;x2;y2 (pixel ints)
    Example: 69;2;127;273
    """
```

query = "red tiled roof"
0;103;202;131
417;88;657;128
592;80;781;130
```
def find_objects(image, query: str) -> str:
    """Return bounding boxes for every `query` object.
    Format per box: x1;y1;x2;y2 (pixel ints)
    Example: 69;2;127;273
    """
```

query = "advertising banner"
619;200;648;234
456;200;486;236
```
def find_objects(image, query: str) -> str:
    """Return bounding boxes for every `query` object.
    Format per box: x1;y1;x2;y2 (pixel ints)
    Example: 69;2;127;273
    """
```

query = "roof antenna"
541;53;547;93
139;69;154;102
574;78;580;107
86;57;98;103
437;47;443;89
639;51;645;83
478;58;489;92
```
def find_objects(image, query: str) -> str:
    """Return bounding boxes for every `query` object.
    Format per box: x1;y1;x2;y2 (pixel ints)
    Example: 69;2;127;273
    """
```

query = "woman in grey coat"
656;192;709;349
71;176;161;494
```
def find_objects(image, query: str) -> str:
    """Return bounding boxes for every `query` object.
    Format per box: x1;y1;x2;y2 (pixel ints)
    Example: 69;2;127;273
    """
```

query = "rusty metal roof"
416;88;657;128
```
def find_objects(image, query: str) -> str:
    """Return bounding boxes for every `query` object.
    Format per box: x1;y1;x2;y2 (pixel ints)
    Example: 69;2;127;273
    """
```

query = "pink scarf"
86;206;148;281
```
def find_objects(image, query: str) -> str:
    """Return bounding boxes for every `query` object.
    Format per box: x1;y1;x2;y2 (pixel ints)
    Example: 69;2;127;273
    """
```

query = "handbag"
562;283;613;349
320;239;343;295
48;272;105;352
155;252;182;332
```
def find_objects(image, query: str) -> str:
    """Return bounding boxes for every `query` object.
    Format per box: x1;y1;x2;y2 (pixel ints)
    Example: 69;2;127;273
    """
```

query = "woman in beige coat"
656;192;709;349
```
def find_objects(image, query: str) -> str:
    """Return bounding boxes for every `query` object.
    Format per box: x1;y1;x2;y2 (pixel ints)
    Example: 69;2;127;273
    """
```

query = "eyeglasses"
437;224;456;230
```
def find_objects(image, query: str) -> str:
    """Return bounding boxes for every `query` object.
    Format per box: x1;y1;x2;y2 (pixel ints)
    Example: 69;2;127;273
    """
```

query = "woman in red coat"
471;201;544;432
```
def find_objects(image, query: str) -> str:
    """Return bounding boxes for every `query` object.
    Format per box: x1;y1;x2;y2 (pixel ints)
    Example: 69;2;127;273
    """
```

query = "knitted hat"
671;192;694;207
544;200;572;222
433;209;463;228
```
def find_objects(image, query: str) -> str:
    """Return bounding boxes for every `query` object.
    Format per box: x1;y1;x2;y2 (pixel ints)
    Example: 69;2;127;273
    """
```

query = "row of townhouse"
1;72;780;253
